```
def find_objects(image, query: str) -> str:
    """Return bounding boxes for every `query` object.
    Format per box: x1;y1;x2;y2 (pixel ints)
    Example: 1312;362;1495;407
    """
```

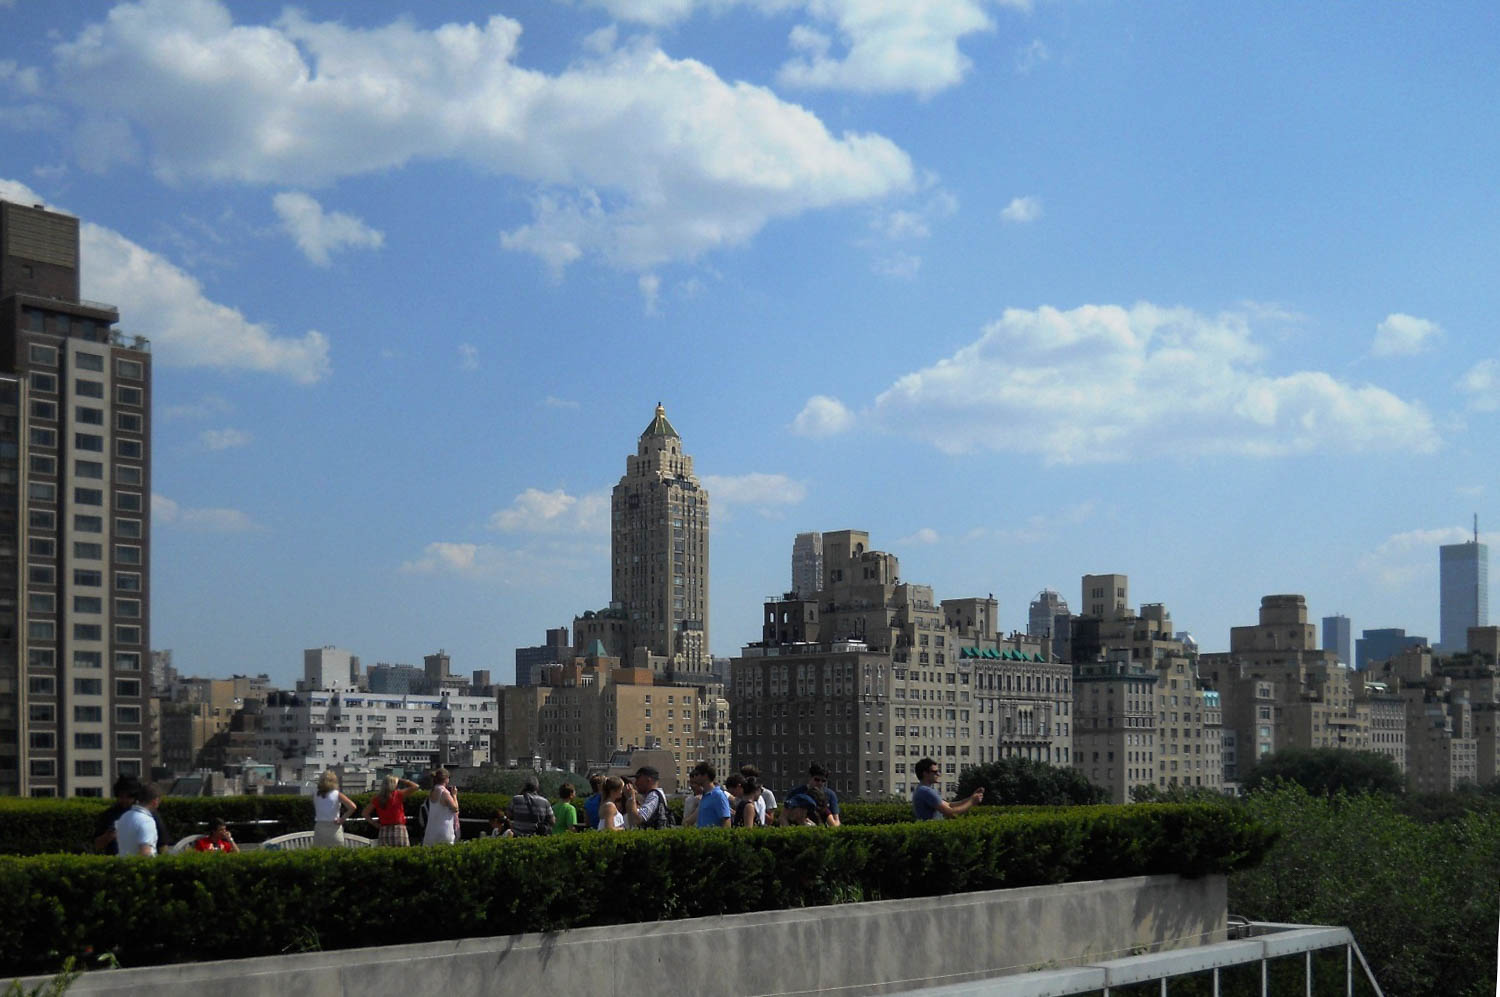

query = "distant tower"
1081;574;1129;620
1322;614;1352;666
791;532;823;599
1440;519;1488;652
1028;589;1069;638
611;403;710;675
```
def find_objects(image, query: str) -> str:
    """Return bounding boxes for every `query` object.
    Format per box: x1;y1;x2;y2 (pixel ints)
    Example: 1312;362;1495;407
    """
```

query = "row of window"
25;513;141;538
25;485;142;511
27;594;142;614
28;433;143;459
26;676;141;697
29;542;142;566
29;409;144;433
26;622;144;643
28;342;144;380
28;648;139;670
26;732;143;753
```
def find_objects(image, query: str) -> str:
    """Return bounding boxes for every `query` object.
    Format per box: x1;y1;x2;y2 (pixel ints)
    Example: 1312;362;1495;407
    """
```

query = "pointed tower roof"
641;401;679;439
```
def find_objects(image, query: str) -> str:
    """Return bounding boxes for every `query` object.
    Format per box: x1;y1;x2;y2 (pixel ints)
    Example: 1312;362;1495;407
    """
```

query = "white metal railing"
893;921;1383;997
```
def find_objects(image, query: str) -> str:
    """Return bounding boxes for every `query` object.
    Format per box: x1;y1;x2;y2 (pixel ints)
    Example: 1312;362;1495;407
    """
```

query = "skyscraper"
1440;530;1488;652
1028;589;1069;638
0;199;152;797
791;531;822;599
1322;614;1352;667
610;403;709;676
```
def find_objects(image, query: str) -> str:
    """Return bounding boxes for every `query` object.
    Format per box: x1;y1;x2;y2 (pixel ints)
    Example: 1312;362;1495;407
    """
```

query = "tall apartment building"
607;403;710;678
791;531;822;599
1081;574;1129;620
1355;627;1428;671
1322;614;1352;667
1028;589;1069;639
300;646;359;691
732;530;1070;800
0;200;151;797
1440;533;1488;652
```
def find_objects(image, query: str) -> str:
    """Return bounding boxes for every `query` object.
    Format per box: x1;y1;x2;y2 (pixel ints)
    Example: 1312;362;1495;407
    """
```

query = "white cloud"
43;2;913;271
872;251;920;279
401;541;482;576
152;493;261;532
871;303;1440;463
776;1;1001;98
639;273;661;314
488;488;609;534
199;427;252;450
272;191;384;266
1014;38;1049;74
1372;312;1441;356
898;526;940;545
1457;359;1498;412
701;472;806;511
1359;526;1493;588
791;394;855;437
162;394;233;420
1001;195;1042;223
458;343;479;371
0;177;330;383
543;395;581;409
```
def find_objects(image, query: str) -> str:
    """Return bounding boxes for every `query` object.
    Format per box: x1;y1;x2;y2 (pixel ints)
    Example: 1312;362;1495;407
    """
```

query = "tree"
1239;747;1403;797
457;768;589;797
955;757;1108;806
1129;783;1230;804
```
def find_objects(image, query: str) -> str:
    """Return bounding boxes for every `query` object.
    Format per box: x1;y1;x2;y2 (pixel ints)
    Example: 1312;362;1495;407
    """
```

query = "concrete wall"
13;874;1225;997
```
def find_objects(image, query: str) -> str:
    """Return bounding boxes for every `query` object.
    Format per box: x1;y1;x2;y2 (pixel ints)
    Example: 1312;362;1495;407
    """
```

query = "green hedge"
0;804;1271;975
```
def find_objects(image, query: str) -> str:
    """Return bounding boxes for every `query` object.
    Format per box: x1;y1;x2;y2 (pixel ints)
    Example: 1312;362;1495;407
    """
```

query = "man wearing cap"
624;766;672;829
786;763;841;826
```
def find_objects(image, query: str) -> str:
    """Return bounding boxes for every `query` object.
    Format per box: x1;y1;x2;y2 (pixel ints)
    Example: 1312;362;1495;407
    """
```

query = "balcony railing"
893;921;1383;996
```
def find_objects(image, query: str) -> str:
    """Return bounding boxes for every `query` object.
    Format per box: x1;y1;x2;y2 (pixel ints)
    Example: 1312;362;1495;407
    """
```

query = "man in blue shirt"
690;762;732;828
912;757;984;820
786;763;842;826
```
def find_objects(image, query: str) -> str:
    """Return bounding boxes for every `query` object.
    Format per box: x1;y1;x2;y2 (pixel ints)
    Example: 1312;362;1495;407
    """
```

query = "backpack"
644;788;678;829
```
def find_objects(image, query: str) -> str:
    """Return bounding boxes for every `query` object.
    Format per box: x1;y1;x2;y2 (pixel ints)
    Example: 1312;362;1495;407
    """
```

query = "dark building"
1356;628;1428;672
514;626;571;686
0;199;152;796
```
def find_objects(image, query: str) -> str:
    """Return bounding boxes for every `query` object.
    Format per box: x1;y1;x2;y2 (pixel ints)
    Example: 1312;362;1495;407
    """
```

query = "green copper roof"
641;402;679;439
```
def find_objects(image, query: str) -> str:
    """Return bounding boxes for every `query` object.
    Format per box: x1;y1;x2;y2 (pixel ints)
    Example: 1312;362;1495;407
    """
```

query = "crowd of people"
99;757;986;857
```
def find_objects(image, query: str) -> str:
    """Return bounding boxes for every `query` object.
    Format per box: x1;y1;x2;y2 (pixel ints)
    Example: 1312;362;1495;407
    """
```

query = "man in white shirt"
114;782;161;857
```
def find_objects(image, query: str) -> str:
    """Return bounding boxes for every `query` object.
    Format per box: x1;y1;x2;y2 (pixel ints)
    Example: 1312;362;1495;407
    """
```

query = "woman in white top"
597;776;626;831
422;767;461;846
313;770;358;848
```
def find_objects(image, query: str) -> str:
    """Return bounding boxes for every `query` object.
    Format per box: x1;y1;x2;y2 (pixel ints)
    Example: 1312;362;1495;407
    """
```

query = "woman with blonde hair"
313;770;358;848
597;776;626;831
361;774;420;847
422;768;460;846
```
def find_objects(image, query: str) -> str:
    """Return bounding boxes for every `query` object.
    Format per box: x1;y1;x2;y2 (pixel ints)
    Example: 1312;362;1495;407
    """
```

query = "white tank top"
314;790;341;821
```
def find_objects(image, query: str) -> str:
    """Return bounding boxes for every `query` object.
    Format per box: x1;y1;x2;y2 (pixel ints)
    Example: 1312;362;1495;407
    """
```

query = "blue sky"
2;0;1496;686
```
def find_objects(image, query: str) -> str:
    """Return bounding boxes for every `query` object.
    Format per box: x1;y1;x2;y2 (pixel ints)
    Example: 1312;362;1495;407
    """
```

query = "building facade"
1028;589;1069;639
0;200;152;797
791;531;822;600
609;404;710;678
1322;614;1352;667
1440;537;1489;652
514;626;571;687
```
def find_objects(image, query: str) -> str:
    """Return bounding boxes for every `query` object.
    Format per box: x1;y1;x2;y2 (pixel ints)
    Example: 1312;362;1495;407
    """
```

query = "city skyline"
0;3;1496;687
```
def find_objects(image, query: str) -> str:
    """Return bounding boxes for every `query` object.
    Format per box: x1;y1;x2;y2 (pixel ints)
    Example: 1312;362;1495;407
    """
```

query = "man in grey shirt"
624;766;672;828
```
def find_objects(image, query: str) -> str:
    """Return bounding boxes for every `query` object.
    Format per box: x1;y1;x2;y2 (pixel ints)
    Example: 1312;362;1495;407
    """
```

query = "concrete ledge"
11;874;1225;997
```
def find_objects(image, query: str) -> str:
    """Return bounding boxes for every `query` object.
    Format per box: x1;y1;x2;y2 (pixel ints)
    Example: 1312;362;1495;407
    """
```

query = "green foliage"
0;799;108;856
0;804;1270;975
1240;747;1404;797
955;757;1110;806
2;956;76;997
455;768;588;797
1129;784;1232;804
1229;784;1500;997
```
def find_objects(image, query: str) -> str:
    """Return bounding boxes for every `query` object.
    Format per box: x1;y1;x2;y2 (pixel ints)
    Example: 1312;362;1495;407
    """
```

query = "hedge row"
0;804;1273;975
0;796;929;855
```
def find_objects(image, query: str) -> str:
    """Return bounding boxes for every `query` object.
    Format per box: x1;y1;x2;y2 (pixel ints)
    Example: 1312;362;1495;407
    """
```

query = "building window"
73;679;103;695
116;412;143;433
73;596;102;614
74;352;104;372
74;651;102;669
73;487;103;505
115;466;142;486
29;427;56;448
114;492;142;513
114;598;141;619
115;652;140;672
27;593;54;613
27;482;55;503
28;344;57;367
73;733;103;750
27;621;55;641
116;733;142;752
30;400;56;421
115;625;141;644
73;569;102;587
74;514;102;533
73;624;102;641
116;359;144;380
74;459;104;479
115;706;141;725
30;372;56;393
29;760;55;778
27;677;55;696
115;572;141;591
74;406;104;425
116;385;142;406
29;732;55;750
115;545;141;565
74;434;103;453
73;705;103;723
30;454;56;474
116;439;143;459
74;379;103;399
